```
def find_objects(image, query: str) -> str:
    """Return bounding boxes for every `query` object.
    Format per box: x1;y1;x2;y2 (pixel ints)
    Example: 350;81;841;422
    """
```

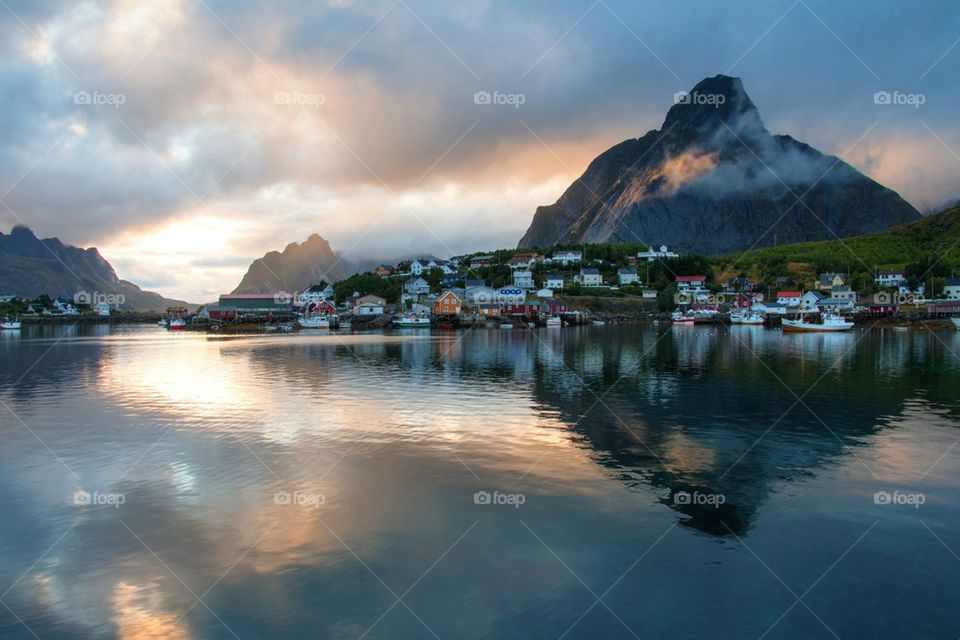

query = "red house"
503;304;539;315
306;300;337;316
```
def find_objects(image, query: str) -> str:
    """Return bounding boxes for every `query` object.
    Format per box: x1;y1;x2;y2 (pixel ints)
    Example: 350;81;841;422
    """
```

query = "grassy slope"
713;206;960;278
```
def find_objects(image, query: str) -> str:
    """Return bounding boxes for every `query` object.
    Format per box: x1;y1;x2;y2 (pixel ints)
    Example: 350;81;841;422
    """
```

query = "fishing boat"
952;318;960;330
782;312;853;333
738;310;765;325
671;310;695;324
298;315;330;329
1;317;21;330
393;314;431;328
730;310;744;324
338;318;352;331
546;315;562;327
168;318;186;331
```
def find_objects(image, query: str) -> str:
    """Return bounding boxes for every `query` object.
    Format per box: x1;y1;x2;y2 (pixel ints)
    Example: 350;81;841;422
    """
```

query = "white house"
404;277;430;295
830;285;857;303
545;274;564;290
536;288;554;298
776;291;802;307
93;302;111;316
353;295;386;316
410;259;439;276
298;282;334;305
577;268;603;287
506;253;540;270
618;268;640;285
465;285;497;305
753;302;787;316
551;250;582;265
945;278;960;300
800;291;825;310
875;270;906;287
637;244;679;262
676;275;707;292
495;287;526;304
513;270;535;289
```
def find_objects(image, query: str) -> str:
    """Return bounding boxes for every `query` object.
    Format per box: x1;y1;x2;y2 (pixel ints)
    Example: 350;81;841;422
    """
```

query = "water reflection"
1;324;959;638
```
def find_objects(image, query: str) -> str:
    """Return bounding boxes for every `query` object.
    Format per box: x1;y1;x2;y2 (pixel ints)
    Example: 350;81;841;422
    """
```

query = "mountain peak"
662;74;765;135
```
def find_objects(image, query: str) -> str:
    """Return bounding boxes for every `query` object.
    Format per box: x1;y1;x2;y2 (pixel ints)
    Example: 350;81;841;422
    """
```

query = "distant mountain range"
232;233;366;294
0;225;193;310
519;74;921;253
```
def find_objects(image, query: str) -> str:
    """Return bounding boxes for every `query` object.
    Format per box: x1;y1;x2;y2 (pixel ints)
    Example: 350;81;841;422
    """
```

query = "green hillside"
714;205;960;289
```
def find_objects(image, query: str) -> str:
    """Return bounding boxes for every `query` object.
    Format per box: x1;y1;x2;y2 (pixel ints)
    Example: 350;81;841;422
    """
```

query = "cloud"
1;0;959;300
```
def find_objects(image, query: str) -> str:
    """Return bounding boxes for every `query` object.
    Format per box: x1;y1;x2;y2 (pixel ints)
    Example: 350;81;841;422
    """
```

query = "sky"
1;0;959;302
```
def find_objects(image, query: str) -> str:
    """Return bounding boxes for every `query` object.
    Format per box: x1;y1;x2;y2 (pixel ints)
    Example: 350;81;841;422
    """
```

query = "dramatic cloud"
1;0;958;300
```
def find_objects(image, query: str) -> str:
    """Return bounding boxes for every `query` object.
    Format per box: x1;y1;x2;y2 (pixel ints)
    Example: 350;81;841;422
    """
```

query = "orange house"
433;291;462;315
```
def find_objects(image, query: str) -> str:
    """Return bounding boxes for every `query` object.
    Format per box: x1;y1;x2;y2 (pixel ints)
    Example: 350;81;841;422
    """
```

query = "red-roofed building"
675;275;706;291
776;291;803;306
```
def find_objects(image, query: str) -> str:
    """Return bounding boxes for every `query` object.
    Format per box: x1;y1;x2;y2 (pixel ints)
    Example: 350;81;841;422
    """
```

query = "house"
404;277;430;295
298;282;334;305
753;302;787;316
875;270;906;287
433;291;462;315
626;257;638;266
477;303;501;317
464;278;485;289
410;259;438;276
495;287;526;304
545;273;564;290
640;289;658;300
93;302;111;316
676;275;707;291
820;298;854;312
541;300;567;315
218;294;293;316
503;304;539;316
353;295;386;316
466;285;496;305
305;299;337;316
724;276;756;293
618;268;640;285
506;252;540;270
818;273;846;291
800;291;825;310
577;268;603;287
536;288;554;298
513;270;535;289
830;285;857;303
637;244;679;262
777;291;803;307
374;265;394;277
551;250;582;265
945;278;960;300
441;274;463;288
470;255;494;268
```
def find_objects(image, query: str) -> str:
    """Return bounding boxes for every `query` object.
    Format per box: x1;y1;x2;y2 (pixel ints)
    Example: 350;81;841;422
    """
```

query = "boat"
168;318;186;331
338;318;352;331
393;314;431;328
500;323;513;330
730;310;744;324
740;312;765;325
592;319;606;326
298;315;330;329
156;319;167;328
952;318;960;330
546;316;562;327
671;310;695;324
1;317;21;330
782;312;853;332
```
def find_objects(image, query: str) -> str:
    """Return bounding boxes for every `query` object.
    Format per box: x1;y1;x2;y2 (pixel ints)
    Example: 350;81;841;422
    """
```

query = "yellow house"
433;290;462;315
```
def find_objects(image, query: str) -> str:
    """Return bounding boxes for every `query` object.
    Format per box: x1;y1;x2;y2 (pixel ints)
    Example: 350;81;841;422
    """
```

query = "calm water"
1;323;959;639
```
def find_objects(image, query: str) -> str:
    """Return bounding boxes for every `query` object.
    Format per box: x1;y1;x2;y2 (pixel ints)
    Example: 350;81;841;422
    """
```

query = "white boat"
738;310;764;325
671;310;695;324
592;319;606;326
156;319;167;328
952;318;960;330
730;310;744;324
500;323;513;330
1;318;21;330
393;314;431;328
782;312;853;333
168;318;186;331
338;318;352;331
298;315;330;329
546;316;562;327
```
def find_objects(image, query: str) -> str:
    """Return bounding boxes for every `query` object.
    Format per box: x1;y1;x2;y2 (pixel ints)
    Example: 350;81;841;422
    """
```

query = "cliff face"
0;225;194;310
519;75;920;253
232;233;345;293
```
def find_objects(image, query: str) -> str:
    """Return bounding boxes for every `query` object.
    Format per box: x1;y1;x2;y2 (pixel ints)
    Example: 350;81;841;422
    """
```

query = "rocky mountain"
519;74;921;253
232;233;349;294
0;225;194;310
